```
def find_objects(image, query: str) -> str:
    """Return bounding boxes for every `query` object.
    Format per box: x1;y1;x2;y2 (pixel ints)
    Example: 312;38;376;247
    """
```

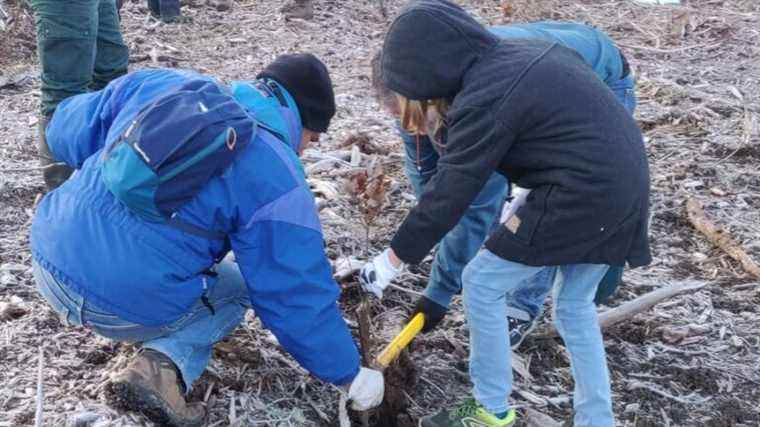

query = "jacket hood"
382;0;499;100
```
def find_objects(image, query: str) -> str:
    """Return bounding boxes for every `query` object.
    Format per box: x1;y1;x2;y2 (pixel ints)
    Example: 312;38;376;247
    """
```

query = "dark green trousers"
31;0;129;117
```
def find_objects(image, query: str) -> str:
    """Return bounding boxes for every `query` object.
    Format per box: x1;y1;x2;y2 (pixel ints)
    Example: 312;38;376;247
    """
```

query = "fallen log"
686;197;760;280
538;280;706;338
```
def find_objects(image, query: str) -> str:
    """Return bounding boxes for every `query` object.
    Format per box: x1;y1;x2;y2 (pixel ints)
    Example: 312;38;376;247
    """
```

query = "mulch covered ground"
1;0;759;425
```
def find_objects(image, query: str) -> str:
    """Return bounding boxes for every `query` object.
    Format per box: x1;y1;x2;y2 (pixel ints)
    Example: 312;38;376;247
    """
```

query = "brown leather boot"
108;349;205;427
37;116;73;191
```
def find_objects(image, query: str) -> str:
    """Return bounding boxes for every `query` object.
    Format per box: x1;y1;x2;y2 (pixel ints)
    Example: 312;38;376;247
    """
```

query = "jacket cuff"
332;365;361;387
423;282;455;309
390;231;428;265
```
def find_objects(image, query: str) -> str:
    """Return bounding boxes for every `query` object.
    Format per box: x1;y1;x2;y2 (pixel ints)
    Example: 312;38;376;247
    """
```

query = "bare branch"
538;280;706;338
687;198;760;279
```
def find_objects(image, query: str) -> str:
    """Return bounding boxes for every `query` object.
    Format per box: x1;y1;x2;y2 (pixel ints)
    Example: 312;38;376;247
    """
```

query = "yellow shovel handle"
375;312;425;369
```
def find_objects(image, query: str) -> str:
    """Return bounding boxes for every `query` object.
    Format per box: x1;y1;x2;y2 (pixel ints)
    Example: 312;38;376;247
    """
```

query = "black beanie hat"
257;53;336;133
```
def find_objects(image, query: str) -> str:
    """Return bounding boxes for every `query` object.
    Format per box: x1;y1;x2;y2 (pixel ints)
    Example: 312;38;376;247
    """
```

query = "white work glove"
348;367;385;410
500;187;531;223
359;248;403;299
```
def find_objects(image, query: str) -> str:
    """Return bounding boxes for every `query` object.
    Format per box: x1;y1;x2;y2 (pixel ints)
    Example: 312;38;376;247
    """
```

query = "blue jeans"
401;72;636;318
33;259;249;391
608;73;637;114
462;249;613;426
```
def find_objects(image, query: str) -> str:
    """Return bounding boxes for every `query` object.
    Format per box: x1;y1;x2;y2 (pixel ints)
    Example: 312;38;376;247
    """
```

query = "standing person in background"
147;0;181;22
30;0;129;190
361;0;651;425
369;18;638;349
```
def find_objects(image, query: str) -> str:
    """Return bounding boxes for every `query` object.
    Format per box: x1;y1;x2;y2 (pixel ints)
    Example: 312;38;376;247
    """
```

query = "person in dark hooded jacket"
369;19;639;351
359;1;651;426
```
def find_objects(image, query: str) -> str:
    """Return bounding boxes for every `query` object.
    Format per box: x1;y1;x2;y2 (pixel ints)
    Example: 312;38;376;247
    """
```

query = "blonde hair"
396;94;449;138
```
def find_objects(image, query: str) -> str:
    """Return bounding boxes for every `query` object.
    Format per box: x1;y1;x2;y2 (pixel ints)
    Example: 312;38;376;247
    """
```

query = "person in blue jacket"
369;20;637;348
30;54;384;426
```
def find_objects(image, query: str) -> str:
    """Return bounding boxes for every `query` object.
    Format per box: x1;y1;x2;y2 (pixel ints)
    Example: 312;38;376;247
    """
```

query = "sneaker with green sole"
419;398;516;427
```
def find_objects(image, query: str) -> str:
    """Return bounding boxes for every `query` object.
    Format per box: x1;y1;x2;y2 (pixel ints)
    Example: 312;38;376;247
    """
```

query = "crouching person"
30;55;383;426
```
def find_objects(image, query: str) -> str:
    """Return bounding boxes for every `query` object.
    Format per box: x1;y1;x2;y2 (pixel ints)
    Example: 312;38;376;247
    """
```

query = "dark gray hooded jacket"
384;0;651;268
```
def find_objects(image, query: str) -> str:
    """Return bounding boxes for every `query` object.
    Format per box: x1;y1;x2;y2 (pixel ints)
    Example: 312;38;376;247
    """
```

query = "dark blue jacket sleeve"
231;186;361;385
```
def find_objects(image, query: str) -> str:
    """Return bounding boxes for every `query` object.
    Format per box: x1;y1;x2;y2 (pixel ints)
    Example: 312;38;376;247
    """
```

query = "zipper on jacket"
201;276;215;315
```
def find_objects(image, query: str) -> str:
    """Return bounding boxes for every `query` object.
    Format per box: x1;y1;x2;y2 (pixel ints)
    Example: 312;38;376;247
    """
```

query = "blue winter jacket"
30;69;360;385
490;22;625;84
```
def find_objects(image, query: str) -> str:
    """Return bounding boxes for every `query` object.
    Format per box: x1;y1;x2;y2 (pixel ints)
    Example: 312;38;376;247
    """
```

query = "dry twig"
626;380;712;405
686;198;760;280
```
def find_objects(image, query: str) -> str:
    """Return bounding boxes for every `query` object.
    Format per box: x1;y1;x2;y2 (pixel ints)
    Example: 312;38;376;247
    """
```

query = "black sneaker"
508;316;536;350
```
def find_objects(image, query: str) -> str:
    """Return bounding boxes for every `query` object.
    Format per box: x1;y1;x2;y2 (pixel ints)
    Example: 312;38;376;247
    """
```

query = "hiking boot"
280;0;313;20
37;116;73;191
508;315;537;350
108;349;205;427
419;399;516;427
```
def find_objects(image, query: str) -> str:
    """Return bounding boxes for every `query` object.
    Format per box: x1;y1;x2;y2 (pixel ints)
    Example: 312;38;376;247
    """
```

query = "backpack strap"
168;213;226;240
255;79;289;108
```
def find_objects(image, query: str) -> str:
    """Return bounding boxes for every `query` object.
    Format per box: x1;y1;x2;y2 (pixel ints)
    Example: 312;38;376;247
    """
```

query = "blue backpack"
101;78;258;239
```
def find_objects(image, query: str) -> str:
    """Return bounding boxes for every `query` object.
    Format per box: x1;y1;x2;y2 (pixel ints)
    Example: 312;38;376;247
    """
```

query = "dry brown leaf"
344;157;390;226
500;1;515;18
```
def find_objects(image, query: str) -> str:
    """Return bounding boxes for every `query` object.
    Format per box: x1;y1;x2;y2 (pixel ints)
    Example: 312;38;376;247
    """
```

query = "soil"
1;0;760;426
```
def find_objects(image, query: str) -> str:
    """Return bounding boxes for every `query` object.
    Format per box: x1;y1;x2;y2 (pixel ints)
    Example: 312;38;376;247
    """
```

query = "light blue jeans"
33;259;249;391
462;249;613;426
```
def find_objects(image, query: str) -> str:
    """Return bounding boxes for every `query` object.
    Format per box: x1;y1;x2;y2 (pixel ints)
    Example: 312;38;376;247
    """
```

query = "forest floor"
1;0;759;425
